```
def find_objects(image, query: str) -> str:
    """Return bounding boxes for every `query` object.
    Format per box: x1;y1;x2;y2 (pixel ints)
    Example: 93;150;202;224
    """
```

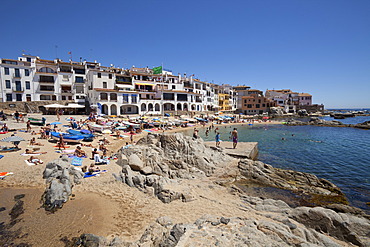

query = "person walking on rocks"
215;132;221;148
231;128;238;149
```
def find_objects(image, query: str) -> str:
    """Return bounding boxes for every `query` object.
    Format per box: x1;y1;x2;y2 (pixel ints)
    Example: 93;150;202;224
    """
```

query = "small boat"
50;132;85;143
28;117;46;126
89;124;111;133
67;129;95;142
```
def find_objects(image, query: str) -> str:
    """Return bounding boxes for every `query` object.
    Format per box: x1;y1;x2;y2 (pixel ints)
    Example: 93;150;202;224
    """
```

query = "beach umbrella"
50;122;62;125
0;135;25;142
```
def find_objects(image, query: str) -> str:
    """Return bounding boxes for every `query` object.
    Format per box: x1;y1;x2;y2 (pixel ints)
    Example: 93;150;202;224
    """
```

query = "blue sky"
2;0;369;108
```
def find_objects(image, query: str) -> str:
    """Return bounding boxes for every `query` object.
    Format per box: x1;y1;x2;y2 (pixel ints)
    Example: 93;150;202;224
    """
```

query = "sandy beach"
0;113;284;246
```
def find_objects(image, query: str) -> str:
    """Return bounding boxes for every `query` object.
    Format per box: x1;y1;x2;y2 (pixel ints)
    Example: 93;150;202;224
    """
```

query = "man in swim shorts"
231;128;238;149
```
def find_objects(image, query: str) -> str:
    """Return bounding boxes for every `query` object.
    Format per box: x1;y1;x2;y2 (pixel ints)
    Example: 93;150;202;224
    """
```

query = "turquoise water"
184;117;370;212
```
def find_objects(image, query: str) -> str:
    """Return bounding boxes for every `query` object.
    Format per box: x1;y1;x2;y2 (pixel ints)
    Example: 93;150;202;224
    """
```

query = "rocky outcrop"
354;121;370;129
241;195;370;247
42;155;84;211
114;133;231;203
238;159;348;205
70;210;370;246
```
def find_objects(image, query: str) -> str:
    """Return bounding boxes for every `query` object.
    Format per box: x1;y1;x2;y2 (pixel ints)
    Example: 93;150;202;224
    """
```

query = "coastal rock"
238;159;347;204
117;133;231;203
288;206;370;246
354;121;370;129
42;155;84;211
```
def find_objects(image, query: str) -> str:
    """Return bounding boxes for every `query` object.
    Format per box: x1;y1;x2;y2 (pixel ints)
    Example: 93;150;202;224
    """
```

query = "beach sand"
0;113;281;246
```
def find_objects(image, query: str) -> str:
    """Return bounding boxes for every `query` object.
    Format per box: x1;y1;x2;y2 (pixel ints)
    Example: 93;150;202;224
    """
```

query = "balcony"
13;73;21;78
61;90;72;94
13;87;24;92
116;80;132;85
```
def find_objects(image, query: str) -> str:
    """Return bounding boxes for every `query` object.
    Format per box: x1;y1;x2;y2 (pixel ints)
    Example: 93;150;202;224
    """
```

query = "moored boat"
50;132;85;143
28;117;46;126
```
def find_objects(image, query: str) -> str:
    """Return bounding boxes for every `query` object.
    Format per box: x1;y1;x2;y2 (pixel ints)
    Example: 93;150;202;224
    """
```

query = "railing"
13;73;21;78
39;80;54;83
61;90;72;93
13;87;24;92
116;81;132;85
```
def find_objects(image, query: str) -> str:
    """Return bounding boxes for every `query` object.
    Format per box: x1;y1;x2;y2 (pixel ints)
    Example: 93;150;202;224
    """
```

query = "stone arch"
155;103;160;111
191;104;196;111
183;103;188;111
164;103;175;111
177;103;182;111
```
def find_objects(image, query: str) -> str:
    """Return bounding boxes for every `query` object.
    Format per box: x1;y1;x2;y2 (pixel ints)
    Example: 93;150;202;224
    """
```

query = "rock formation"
238;159;348;205
42;155;84;211
114;133;232;203
354;121;370;129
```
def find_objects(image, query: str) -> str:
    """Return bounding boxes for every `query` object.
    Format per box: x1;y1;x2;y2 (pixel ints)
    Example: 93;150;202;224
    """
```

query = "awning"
66;103;85;108
135;82;154;86
43;103;65;108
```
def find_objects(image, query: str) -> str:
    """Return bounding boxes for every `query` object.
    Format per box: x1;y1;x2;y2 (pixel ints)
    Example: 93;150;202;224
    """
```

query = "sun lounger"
21;153;41;156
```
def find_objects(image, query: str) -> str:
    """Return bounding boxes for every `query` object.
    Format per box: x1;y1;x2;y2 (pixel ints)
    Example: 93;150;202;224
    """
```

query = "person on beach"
1;123;8;132
193;128;199;139
215;132;221;148
29;137;44;146
231;128;238;149
57;134;66;149
27;156;43;165
14;111;20;123
74;146;86;157
25;149;47;154
26;120;31;132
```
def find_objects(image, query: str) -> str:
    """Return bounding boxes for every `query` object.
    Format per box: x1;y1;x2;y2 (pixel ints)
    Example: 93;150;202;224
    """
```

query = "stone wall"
0;100;75;114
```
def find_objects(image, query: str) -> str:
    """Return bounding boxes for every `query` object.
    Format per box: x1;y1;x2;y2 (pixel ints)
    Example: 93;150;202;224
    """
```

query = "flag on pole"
68;51;72;54
153;66;162;74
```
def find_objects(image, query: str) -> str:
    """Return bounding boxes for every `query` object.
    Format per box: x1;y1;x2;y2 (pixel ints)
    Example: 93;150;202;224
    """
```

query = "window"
75;85;84;93
122;94;129;103
74;68;85;74
40;85;54;91
39;67;55;73
6;94;12;101
98;73;101;78
100;93;108;100
256;104;260;108
39;75;54;83
16;94;22;101
172;85;176;89
103;82;107;88
26;57;31;62
25;69;29;76
5;80;11;89
109;74;112;79
4;67;9;75
26;94;31;101
110;93;117;101
25;81;30;89
247;104;252;108
14;68;20;77
75;76;84;83
132;95;137;103
40;95;52;100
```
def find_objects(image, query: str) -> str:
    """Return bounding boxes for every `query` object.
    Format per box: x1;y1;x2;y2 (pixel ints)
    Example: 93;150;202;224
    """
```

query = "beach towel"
68;154;87;159
144;129;152;132
24;160;36;166
0;172;13;179
83;170;107;178
60;149;75;153
21;153;41;156
71;157;83;166
53;145;71;148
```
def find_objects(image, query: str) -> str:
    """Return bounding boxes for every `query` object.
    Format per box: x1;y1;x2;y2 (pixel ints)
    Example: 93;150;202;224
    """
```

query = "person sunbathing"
57;134;66;149
25;149;47;154
88;164;100;174
27;156;43;165
29;137;44;146
74;146;86;157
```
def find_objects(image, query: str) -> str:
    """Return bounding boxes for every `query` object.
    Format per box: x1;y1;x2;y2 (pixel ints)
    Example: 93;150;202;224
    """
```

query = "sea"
184;112;370;213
